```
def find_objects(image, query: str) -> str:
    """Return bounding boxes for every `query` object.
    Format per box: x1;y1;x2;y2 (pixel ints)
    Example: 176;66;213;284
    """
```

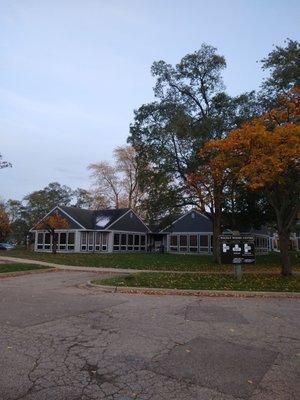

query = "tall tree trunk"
267;187;297;276
278;229;291;276
212;191;222;264
115;193;119;209
128;191;132;209
52;231;58;255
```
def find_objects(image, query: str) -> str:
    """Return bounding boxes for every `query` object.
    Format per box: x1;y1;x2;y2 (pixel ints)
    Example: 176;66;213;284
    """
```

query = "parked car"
0;243;15;251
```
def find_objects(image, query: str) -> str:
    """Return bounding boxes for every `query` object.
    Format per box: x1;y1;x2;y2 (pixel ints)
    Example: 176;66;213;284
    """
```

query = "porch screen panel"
102;233;108;251
44;233;51;250
121;234;127;251
128;234;133;251
134;235;140;251
59;232;67;250
179;235;188;252
113;233;120;251
37;232;44;249
81;232;87;251
189;235;198;252
141;235;146;251
95;232;102;251
68;232;75;251
88;232;94;251
170;235;178;252
199;235;209;252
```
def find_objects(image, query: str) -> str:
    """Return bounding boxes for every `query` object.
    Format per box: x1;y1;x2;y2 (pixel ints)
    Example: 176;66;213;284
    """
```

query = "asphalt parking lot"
0;271;299;400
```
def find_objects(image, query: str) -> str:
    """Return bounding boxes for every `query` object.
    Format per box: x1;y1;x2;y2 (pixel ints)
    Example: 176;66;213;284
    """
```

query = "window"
45;233;50;244
128;234;133;251
179;235;188;252
37;233;43;244
102;233;108;251
112;233;145;252
141;235;146;251
121;234;127;251
44;232;51;250
113;233;120;251
189;235;198;252
134;234;140;251
95;232;101;251
88;232;94;251
170;235;178;252
60;233;67;244
37;232;43;249
36;230;76;252
95;232;101;245
81;232;87;251
59;232;67;250
68;232;75;251
199;235;209;252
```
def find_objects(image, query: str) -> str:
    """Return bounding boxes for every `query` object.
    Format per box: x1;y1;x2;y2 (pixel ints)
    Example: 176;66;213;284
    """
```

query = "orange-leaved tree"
37;213;70;254
0;204;11;242
202;89;300;275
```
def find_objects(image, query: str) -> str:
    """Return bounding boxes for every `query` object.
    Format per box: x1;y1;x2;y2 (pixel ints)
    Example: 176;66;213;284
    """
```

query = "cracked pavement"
0;271;299;400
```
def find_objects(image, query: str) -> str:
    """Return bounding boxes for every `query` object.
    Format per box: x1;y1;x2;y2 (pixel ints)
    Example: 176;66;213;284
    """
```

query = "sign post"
220;234;255;279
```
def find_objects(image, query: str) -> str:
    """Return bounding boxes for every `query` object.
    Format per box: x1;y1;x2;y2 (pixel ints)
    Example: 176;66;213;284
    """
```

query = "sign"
220;235;255;264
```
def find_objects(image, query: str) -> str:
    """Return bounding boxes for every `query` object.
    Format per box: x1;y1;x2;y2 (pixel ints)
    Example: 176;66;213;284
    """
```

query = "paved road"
0;271;299;400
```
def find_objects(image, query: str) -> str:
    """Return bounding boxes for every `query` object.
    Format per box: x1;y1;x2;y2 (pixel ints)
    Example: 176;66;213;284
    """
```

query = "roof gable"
31;206;84;230
108;210;150;232
161;210;212;233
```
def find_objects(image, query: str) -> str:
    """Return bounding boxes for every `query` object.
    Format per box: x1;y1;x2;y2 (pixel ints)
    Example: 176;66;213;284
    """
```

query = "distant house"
31;205;150;253
31;206;273;254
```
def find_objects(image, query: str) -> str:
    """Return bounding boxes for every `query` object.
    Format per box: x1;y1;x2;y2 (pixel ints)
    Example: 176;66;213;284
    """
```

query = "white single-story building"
31;206;276;254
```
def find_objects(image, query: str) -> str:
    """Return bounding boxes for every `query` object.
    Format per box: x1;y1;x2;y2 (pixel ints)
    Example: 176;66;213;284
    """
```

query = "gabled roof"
160;209;213;233
59;206;130;230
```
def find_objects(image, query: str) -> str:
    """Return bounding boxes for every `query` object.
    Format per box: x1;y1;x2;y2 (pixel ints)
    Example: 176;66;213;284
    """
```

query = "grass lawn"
93;272;300;292
3;248;300;272
0;263;51;273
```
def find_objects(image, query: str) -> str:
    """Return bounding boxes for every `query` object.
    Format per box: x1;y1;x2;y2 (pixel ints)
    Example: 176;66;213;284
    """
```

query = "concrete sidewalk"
0;255;134;274
1;255;295;276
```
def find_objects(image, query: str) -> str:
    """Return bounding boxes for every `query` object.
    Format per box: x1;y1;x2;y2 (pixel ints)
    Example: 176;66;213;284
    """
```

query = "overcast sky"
1;0;299;201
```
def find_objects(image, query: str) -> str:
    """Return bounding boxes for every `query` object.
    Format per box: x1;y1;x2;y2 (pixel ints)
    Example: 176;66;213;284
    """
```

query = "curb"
87;281;300;299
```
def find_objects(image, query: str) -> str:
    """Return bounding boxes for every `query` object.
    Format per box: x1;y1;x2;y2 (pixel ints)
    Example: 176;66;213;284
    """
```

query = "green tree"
73;188;94;209
129;44;259;262
261;39;300;96
23;182;73;227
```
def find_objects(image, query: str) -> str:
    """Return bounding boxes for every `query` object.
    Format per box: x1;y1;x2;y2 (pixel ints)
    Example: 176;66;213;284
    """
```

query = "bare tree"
88;161;122;208
88;146;145;210
114;146;145;209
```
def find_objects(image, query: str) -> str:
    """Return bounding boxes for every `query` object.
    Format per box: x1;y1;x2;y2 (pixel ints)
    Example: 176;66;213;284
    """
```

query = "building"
159;210;213;254
31;205;150;253
31;206;273;254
